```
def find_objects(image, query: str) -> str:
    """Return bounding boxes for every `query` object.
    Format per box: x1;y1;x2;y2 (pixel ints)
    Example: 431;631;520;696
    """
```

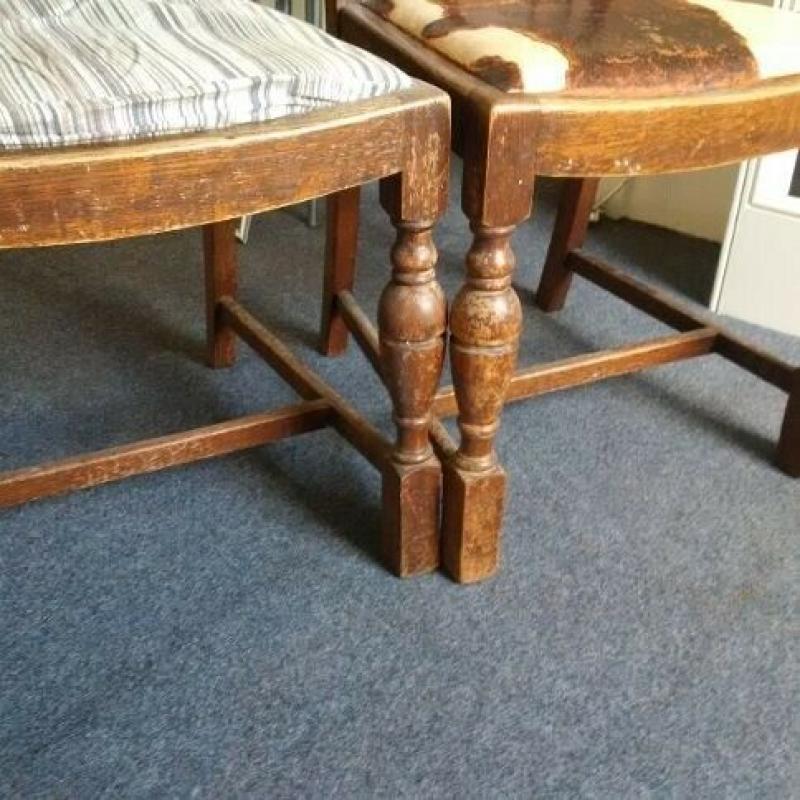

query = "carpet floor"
1;170;797;798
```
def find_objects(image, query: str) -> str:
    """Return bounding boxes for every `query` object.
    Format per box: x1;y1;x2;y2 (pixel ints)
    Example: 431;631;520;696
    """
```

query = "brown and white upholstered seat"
323;0;800;583
365;0;800;96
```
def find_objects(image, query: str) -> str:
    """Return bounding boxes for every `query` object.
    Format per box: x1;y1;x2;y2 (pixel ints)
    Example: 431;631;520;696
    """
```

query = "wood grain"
325;0;800;585
220;297;392;471
568;251;795;391
320;187;361;356
535;177;599;311
4;79;453;585
204;219;239;368
0;401;330;508
0;83;448;248
340;5;800;177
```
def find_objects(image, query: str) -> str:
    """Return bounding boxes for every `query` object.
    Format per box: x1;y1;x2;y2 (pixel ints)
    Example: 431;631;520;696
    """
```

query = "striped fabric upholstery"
0;0;410;150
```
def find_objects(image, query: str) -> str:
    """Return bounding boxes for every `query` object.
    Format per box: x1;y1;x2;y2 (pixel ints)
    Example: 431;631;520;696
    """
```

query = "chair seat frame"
0;81;452;579
322;2;800;583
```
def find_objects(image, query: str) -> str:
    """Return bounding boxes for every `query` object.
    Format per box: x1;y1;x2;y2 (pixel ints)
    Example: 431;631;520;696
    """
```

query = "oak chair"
0;0;450;578
321;0;800;583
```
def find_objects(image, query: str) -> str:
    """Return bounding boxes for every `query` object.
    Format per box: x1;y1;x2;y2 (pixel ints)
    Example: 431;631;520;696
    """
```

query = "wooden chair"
321;0;800;583
0;0;450;578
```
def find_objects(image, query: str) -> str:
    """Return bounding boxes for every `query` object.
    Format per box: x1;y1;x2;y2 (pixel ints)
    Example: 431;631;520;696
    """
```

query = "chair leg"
378;219;447;577
203;219;238;368
443;223;523;583
535;177;599;312
777;374;800;477
319;186;361;356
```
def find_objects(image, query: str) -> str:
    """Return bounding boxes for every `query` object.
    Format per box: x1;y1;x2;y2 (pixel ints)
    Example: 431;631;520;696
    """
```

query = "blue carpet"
1;171;797;798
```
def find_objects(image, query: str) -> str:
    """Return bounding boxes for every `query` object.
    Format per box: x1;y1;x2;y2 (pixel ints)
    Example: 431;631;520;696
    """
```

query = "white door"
712;0;800;337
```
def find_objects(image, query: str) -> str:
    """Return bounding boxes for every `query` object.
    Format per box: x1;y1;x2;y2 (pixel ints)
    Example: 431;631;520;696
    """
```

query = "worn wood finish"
376;217;447;575
0;401;331;508
4;77;453;579
320;187;362;356
321;222;450;575
568;252;796;392
0;84;447;249
337;289;459;458
204;219;239;368
535;177;598;312
444;221;523;583
433;329;717;416
220;297;393;471
327;2;800;583
339;5;800;177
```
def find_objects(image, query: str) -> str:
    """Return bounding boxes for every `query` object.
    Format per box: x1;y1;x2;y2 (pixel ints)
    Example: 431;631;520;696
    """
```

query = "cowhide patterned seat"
364;0;800;96
323;0;800;584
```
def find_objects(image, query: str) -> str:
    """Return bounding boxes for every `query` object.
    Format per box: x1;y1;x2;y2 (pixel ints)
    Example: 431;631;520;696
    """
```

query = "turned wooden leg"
443;224;523;583
203;219;238;368
378;220;447;577
535;177;599;312
320;186;361;356
777;373;800;477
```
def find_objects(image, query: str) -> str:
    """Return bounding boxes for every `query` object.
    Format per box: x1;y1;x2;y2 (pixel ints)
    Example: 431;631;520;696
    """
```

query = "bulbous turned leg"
203;219;238;368
443;224;523;583
777;372;800;477
378;220;447;577
535;177;599;312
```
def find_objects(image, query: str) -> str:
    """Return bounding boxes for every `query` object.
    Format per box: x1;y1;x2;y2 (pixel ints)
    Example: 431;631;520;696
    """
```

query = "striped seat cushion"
0;0;411;150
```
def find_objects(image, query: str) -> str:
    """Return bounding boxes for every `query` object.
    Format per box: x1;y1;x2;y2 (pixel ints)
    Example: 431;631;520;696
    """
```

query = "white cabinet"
712;0;800;337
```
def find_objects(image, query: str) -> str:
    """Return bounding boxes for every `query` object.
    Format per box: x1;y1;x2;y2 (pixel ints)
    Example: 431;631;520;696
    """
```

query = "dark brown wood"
568;251;795;391
325;1;800;584
204;219;239;368
339;5;800;177
433;328;717;416
220;297;392;471
714;335;796;394
0;84;446;249
376;216;447;575
320;187;361;356
444;221;523;583
777;374;800;477
337;288;459;460
338;290;717;446
2;80;452;585
324;233;451;576
535;178;599;312
0;401;330;508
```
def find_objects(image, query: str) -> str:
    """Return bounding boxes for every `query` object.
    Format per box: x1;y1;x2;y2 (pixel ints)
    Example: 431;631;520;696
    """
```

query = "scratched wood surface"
2;74;452;579
0;82;448;248
338;3;800;177
325;0;800;584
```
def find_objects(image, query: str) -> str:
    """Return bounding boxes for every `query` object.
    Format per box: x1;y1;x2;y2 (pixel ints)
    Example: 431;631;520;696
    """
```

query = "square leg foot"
381;456;441;578
441;462;507;584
